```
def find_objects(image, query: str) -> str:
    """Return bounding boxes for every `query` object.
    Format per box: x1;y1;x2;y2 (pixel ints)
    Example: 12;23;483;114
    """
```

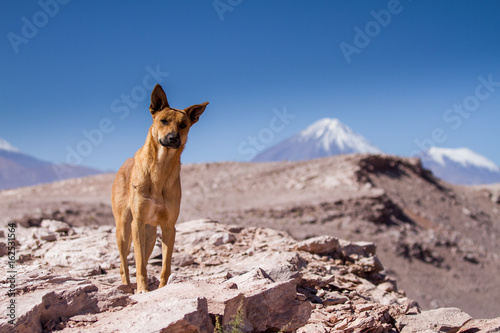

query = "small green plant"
214;299;245;333
278;320;292;333
214;315;223;333
213;300;292;333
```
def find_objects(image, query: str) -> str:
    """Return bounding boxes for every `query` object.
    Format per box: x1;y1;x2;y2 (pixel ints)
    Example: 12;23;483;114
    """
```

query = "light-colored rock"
397;307;472;333
323;291;349;306
491;193;500;204
176;219;226;248
172;252;196;267
69;262;105;277
148;244;162;259
33;229;57;242
345;316;377;332
41;219;72;233
77;297;213;333
44;234;112;268
371;287;399;306
350;255;385;275
339;238;375;260
2;283;98;333
300;273;336;289
353;241;377;256
68;314;98;323
295;236;340;254
355;302;376;312
377;281;397;293
209;231;237;246
458;317;500;332
230;251;304;282
296;323;330;333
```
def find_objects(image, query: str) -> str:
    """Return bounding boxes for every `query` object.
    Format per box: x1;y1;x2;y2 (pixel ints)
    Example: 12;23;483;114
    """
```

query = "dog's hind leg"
116;210;132;287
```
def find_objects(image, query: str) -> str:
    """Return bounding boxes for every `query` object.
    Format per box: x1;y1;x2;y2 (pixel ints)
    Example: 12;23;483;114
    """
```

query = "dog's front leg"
159;224;176;288
131;218;149;293
129;192;150;293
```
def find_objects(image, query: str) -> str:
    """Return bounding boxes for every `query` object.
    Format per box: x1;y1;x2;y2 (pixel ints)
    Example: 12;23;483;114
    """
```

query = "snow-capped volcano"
253;118;382;162
419;147;500;185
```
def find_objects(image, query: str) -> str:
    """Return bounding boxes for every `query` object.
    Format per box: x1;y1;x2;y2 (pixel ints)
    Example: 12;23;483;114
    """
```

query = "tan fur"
112;84;208;293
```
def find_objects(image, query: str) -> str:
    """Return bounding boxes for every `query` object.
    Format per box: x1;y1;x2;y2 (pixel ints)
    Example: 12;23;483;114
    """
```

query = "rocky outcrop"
397;307;472;333
15;282;99;332
0;219;498;332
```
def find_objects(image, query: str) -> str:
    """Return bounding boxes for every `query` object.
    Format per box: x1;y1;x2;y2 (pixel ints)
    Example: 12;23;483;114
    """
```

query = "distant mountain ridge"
419;147;500;185
0;137;102;190
253;118;382;162
251;118;500;185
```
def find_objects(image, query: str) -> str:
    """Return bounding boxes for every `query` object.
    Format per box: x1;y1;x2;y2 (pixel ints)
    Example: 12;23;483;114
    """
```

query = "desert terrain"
1;154;500;331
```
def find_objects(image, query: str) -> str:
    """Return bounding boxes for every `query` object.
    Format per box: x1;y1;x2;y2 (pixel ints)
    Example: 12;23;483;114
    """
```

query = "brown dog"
112;84;208;293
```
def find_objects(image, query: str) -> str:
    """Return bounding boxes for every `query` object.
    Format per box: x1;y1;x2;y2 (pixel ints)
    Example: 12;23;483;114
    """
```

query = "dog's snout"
166;133;179;144
160;132;181;148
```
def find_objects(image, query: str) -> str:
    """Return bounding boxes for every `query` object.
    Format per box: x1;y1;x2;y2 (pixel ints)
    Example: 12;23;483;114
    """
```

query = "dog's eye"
180;122;187;129
161;119;168;125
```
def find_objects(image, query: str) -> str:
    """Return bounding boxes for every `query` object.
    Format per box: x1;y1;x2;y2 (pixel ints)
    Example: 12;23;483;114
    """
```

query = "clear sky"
2;0;500;171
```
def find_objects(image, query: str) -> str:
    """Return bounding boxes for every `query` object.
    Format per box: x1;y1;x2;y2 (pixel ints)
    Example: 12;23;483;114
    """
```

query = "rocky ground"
1;219;499;332
178;155;500;318
1;154;500;331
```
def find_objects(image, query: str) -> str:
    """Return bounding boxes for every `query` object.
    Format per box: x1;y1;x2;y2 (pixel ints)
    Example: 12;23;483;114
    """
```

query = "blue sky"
1;1;500;171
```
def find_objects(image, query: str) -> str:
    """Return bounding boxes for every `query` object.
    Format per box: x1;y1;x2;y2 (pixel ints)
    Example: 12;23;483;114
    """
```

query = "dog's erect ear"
185;102;209;125
149;84;170;115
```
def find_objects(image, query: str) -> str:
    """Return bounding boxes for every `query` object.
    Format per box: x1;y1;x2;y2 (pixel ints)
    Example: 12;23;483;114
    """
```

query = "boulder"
79;297;213;333
295;236;340;254
458;317;500;333
229;251;304;281
40;219;72;233
2;283;98;333
339;239;376;260
349;255;385;276
209;231;237;246
172;252;196;267
397;307;472;333
223;268;312;332
296;323;330;333
322;291;349;306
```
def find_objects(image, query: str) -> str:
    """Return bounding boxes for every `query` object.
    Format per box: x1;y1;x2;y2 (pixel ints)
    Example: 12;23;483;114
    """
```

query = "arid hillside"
1;154;499;319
